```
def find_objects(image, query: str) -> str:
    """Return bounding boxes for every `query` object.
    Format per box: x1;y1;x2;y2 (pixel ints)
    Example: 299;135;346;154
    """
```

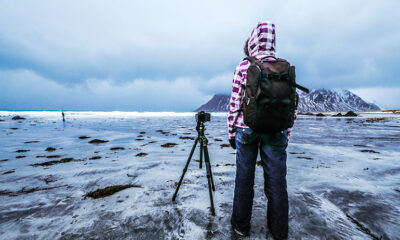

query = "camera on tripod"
172;110;216;215
195;111;211;123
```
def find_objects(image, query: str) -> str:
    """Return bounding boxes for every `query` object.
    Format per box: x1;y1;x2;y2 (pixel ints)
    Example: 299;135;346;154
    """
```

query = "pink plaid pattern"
227;21;296;139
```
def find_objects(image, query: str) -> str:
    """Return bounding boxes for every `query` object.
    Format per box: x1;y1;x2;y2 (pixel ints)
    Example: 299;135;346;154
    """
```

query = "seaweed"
161;143;177;148
46;155;61;159
0;185;68;196
24;141;40;144
156;130;169;135
360;149;380;154
220;144;230;149
84;184;142;199
110;147;125;151
45;147;56;152
2;170;15;175
88;139;109;144
297;156;313;160
16;156;26;159
30;158;82;167
79;136;91;139
15;149;30;153
136;153;148;157
179;136;195;140
89;156;102;160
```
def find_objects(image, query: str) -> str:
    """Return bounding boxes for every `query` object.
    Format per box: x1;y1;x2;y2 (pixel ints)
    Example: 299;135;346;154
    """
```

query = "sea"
0;111;399;239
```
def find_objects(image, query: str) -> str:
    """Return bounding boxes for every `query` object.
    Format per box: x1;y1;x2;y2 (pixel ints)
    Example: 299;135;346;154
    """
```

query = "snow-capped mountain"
195;89;380;112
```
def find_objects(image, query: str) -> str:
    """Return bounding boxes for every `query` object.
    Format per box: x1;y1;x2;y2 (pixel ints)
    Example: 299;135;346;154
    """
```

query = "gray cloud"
0;0;399;110
0;69;211;111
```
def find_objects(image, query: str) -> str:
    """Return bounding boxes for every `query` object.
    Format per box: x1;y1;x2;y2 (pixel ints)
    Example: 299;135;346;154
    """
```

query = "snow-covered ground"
0;111;399;239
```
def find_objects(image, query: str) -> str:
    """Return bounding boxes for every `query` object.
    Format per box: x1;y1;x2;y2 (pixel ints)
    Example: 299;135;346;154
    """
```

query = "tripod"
172;120;216;216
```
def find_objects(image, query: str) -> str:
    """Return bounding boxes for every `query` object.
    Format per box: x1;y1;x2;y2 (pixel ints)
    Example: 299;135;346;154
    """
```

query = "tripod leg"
199;138;203;169
202;144;216;215
172;138;199;201
203;144;215;191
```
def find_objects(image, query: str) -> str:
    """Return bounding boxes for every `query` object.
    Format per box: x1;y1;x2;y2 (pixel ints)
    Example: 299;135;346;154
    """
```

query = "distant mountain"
196;94;230;112
297;89;380;112
195;89;380;112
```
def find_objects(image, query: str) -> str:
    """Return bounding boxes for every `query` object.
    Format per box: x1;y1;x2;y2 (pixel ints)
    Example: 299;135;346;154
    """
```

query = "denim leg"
231;128;259;233
260;130;288;239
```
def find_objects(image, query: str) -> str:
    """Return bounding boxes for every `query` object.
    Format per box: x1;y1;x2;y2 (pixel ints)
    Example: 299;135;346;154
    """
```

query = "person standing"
227;21;295;239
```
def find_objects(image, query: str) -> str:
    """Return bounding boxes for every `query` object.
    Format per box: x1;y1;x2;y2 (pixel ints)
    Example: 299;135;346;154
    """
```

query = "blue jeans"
231;127;288;238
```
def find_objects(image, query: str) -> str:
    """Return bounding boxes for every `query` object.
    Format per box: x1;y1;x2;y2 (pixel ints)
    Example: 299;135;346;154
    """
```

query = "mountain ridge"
195;89;380;112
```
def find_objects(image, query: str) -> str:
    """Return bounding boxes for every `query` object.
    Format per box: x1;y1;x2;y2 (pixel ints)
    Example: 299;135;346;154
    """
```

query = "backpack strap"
244;56;258;64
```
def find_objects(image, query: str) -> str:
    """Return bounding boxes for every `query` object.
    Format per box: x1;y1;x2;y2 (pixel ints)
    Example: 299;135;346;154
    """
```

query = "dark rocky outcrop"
89;139;109;144
344;111;358;117
12;116;26;120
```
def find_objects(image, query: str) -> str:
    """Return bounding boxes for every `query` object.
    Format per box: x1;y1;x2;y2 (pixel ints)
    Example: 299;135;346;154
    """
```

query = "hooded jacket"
227;21;296;139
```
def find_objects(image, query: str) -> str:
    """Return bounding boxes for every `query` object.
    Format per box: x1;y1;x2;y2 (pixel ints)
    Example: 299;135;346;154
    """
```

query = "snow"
0;111;399;239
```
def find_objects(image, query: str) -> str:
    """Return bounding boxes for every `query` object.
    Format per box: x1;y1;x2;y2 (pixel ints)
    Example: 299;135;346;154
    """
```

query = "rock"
0;119;5;122
45;147;56;152
24;141;40;144
333;113;343;116
89;156;102;160
220;144;230;149
179;136;195;140
79;136;91;139
156;130;169;135
316;113;326;117
46;155;61;159
30;158;82;167
12;116;26;120
297;156;313;160
15;149;30;153
161;143;177;148
16;156;26;159
344;111;358;117
110;147;125;151
88;139;109;144
360;149;380;154
136;152;148;157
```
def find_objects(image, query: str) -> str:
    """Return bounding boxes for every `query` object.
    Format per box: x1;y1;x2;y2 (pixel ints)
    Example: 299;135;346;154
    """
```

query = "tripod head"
195;111;211;135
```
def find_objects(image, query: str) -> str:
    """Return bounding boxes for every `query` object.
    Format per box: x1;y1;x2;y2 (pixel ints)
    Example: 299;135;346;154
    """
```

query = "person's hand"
229;138;236;149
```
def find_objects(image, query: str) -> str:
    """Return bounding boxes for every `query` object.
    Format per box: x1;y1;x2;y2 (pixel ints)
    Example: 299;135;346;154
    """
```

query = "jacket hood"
247;21;276;57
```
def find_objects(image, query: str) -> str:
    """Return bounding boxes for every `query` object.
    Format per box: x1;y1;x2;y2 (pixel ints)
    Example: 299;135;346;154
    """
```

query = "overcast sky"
1;0;399;111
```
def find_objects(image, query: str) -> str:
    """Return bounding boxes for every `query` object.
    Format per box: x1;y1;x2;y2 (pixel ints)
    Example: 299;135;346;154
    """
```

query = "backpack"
235;56;309;133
